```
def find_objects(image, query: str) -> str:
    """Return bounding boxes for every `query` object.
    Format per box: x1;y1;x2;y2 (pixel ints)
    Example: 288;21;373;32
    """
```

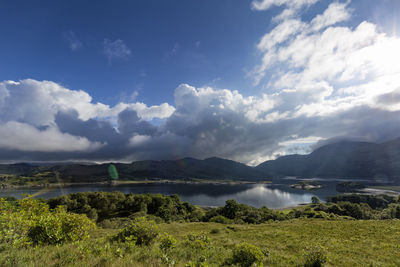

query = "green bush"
303;246;327;267
159;233;177;253
185;232;210;250
0;198;95;247
113;217;159;246
28;206;95;245
227;243;264;267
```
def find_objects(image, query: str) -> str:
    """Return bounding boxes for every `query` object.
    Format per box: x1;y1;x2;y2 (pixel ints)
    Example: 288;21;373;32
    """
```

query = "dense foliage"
335;181;366;192
226;243;265;267
47;192;204;223
112;217;160;246
0;198;95;248
44;192;400;226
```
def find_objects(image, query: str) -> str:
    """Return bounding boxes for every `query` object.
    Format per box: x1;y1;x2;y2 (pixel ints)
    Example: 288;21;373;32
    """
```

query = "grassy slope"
1;219;400;266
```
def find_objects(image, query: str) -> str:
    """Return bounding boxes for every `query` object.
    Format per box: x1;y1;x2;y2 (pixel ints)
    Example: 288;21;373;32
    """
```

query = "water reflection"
181;185;313;208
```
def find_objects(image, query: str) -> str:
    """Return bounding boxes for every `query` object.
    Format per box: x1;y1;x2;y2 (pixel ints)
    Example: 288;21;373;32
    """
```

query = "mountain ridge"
1;137;400;182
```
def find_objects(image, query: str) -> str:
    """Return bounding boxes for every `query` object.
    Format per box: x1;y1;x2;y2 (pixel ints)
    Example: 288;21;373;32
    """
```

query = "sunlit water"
0;182;340;209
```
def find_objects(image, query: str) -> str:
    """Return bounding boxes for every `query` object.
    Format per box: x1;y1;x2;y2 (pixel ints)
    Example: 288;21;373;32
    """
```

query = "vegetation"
0;216;399;266
112;217;160;246
226;243;265;266
47;192;205;223
290;181;322;190
44;192;400;224
336;182;366;193
1;192;400;266
0;172;58;188
0;197;95;248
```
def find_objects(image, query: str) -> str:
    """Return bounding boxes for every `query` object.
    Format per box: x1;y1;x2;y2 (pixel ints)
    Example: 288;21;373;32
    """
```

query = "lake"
0;181;340;209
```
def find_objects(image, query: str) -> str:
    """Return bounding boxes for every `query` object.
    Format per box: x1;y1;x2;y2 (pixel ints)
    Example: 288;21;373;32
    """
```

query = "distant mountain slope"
31;157;268;182
0;163;37;175
256;138;400;181
1;137;400;182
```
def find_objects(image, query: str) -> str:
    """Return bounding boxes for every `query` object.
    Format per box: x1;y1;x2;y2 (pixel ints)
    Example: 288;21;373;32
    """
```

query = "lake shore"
359;187;400;196
0;178;271;190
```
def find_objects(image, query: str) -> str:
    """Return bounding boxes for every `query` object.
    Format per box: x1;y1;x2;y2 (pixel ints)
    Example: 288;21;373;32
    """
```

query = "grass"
1;219;400;266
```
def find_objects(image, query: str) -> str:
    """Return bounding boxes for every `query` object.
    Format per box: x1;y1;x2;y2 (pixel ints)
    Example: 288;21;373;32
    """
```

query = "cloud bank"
1;1;400;165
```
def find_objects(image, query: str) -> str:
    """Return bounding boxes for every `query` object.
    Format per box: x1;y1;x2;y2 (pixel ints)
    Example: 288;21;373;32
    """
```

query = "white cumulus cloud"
0;121;102;152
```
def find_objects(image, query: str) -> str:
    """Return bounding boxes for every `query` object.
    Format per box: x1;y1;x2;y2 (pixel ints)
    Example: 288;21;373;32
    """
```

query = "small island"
290;180;322;190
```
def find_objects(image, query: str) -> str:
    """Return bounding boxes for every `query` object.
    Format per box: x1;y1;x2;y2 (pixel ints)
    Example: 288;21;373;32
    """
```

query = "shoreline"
0;179;270;190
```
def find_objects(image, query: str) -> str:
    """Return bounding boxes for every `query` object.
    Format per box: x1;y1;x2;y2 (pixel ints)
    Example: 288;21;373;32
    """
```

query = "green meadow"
2;192;400;266
1;219;400;266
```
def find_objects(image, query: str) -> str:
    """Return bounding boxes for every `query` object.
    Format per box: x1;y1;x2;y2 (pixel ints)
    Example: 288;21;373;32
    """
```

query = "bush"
113;217;159;246
311;196;320;205
159;233;177;253
0;198;95;247
303;246;327;267
185;232;210;250
227;243;264;267
28;206;95;245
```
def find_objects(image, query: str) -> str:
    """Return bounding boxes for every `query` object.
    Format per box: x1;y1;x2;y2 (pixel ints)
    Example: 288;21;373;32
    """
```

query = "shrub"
0;198;95;247
311;196;320;205
185;232;210;250
159;233;177;253
303;246;327;267
227;243;264;267
27;206;95;245
113;217;159;246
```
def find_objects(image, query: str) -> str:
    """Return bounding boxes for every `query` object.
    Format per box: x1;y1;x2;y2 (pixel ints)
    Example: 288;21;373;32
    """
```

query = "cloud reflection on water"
180;184;313;208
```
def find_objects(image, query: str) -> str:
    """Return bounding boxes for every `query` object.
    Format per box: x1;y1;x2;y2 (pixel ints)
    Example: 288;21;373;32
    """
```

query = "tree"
312;196;320;205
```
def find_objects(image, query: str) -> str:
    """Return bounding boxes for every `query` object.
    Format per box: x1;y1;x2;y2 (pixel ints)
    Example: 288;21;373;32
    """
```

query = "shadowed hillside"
1;138;400;183
256;138;400;181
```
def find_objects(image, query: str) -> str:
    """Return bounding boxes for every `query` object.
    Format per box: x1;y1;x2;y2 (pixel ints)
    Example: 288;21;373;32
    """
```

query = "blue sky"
0;0;400;164
2;0;397;105
0;0;271;105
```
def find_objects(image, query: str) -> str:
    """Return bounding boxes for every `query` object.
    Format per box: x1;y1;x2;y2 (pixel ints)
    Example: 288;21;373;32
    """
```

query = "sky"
0;0;399;165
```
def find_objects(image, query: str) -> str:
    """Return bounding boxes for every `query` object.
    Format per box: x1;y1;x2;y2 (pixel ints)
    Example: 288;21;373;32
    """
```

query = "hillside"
2;137;400;184
257;138;400;181
0;157;267;184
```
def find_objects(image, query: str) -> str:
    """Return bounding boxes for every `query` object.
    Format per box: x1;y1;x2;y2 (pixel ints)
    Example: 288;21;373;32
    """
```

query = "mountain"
0;163;37;175
256;138;400;181
2;138;400;183
18;157;267;182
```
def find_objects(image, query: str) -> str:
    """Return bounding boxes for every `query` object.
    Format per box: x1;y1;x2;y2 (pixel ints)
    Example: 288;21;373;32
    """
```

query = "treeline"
4;192;400;227
317;194;400;219
47;192;204;225
44;192;400;224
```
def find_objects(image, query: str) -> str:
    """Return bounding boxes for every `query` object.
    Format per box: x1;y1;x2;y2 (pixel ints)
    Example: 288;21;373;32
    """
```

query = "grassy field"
1;219;400;266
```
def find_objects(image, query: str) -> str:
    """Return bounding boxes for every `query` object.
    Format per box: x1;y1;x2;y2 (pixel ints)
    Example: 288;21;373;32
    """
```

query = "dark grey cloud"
1;80;400;166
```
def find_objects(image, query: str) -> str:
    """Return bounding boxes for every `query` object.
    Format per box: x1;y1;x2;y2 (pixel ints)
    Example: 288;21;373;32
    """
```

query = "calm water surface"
0;182;340;209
